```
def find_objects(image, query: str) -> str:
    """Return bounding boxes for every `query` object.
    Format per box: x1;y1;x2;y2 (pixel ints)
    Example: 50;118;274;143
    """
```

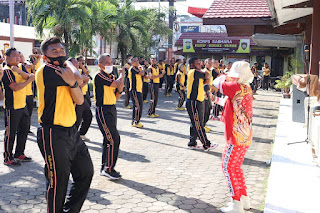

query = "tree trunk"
63;29;69;57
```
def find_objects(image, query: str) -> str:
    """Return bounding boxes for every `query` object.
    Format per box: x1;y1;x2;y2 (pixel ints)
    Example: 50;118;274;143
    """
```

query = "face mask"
128;59;132;63
104;66;113;74
47;56;67;67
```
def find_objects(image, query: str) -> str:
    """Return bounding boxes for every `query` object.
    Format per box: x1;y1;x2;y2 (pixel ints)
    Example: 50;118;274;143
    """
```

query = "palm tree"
27;0;90;56
109;0;148;65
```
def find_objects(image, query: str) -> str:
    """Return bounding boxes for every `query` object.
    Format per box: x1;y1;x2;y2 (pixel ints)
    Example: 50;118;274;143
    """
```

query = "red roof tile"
203;0;272;19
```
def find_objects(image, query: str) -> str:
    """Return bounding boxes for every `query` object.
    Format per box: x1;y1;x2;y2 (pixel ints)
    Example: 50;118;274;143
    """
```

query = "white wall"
0;40;33;59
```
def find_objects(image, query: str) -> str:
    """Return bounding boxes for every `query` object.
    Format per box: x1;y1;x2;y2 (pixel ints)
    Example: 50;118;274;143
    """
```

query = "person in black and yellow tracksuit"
176;64;186;110
186;57;218;151
165;60;175;97
36;37;93;213
148;58;165;118
202;58;214;133
94;53;124;180
142;60;150;103
68;57;93;142
211;59;222;121
124;55;132;109
158;60;165;89
2;48;35;166
77;55;92;106
19;52;35;122
129;57;145;128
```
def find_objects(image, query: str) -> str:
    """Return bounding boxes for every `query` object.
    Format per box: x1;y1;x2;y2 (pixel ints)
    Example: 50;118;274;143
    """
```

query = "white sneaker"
220;200;244;213
80;135;90;141
241;195;251;210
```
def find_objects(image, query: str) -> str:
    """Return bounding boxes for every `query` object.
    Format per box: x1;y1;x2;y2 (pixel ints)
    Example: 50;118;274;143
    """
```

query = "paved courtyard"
0;88;281;213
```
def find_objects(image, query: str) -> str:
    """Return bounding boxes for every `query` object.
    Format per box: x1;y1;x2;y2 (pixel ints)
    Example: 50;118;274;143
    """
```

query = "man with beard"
35;37;93;212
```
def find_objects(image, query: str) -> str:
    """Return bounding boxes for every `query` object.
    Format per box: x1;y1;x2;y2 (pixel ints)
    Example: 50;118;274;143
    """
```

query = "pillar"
310;1;320;76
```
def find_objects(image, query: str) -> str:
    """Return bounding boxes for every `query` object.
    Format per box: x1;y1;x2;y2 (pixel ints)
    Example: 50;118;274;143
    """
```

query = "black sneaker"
100;169;121;180
14;155;32;162
4;160;21;166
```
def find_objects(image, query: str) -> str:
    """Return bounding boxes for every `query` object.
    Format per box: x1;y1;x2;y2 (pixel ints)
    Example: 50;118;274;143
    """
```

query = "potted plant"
274;71;293;98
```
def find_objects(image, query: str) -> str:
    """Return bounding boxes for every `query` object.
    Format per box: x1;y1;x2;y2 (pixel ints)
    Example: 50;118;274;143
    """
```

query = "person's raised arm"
55;67;83;105
9;74;35;91
11;66;30;80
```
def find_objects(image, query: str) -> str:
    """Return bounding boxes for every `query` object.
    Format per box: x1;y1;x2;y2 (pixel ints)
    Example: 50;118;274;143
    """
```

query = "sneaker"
253;92;258;95
143;100;148;103
188;145;203;150
100;170;121;180
80;135;90;141
153;114;159;117
253;97;256;100
177;107;185;111
210;115;220;121
165;94;170;97
188;141;197;147
14;155;32;162
4;159;21;166
132;122;143;128
147;114;156;118
125;105;132;109
203;144;218;152
204;126;211;133
169;93;172;97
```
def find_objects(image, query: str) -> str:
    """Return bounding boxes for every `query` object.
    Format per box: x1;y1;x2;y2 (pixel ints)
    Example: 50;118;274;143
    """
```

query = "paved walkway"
0;89;281;213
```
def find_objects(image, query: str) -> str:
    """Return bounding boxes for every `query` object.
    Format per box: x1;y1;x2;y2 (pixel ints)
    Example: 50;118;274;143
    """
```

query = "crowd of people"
0;36;257;213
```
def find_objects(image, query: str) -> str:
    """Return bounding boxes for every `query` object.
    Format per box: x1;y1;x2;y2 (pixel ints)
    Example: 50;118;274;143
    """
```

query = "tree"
109;0;148;65
27;0;90;56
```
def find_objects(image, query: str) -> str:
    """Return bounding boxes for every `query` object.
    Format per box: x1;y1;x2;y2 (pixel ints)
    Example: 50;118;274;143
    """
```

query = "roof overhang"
272;0;313;25
252;33;302;48
203;18;273;26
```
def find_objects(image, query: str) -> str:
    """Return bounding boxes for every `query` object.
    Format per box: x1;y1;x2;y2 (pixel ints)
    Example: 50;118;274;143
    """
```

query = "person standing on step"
94;53;124;180
2;48;35;166
124;54;132;109
147;58;165;118
212;61;253;213
165;59;175;97
129;57;145;128
68;57;93;142
176;64;186;110
186;57;218;151
36;37;93;212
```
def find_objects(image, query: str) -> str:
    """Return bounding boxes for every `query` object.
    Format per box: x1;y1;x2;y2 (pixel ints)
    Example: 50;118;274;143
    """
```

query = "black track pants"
186;99;210;146
148;83;159;115
96;106;121;173
131;91;143;123
177;89;186;108
75;98;93;136
3;107;30;161
143;82;149;101
37;125;93;213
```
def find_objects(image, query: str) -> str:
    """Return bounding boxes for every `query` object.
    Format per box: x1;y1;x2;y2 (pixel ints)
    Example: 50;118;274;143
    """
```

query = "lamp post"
9;0;14;47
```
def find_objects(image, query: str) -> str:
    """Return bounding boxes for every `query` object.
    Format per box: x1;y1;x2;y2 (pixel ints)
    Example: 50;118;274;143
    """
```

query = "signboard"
181;26;200;33
183;38;251;53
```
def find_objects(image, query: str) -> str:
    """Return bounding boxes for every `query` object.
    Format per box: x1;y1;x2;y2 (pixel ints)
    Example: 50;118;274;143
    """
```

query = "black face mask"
46;56;67;67
201;65;205;69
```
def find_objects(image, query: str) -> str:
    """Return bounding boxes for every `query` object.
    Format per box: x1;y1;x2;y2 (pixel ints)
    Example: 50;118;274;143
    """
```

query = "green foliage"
27;0;171;61
274;70;294;92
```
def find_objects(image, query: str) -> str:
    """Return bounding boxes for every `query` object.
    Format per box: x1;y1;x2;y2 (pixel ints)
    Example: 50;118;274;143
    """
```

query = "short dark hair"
5;47;17;57
189;57;198;66
76;55;84;61
126;54;132;59
40;37;63;54
176;59;181;63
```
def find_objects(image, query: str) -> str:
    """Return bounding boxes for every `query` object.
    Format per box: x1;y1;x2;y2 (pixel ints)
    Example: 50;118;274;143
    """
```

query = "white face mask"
128;59;132;63
103;66;113;74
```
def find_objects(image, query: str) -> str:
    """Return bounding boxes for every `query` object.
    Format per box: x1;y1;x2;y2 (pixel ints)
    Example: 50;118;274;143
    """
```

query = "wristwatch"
70;81;78;88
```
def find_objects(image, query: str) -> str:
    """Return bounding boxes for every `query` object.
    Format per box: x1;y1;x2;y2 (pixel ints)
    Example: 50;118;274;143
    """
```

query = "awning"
188;7;207;18
273;0;313;25
252;33;302;48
